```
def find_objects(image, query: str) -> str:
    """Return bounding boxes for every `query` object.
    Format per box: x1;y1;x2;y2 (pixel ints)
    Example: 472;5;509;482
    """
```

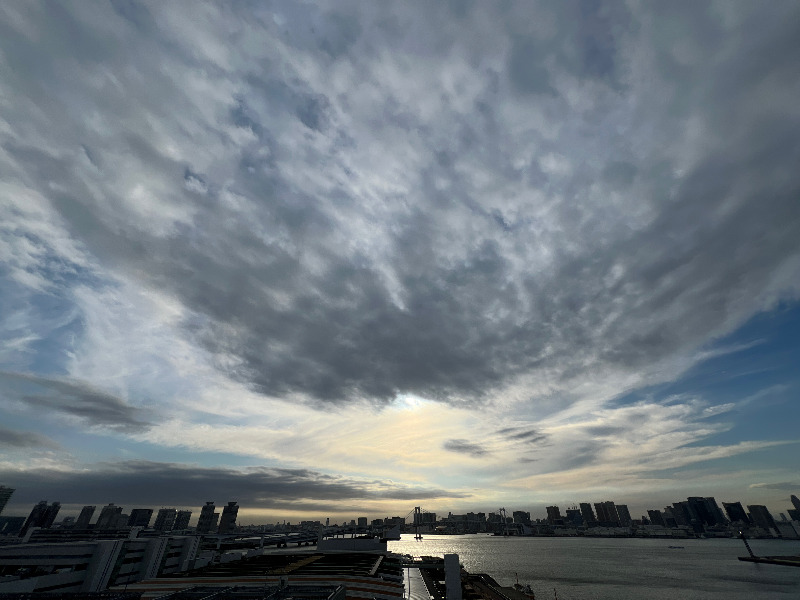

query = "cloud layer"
1;1;799;516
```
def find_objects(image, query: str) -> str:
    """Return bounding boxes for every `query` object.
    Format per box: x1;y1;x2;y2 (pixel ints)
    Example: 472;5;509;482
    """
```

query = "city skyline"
1;2;800;522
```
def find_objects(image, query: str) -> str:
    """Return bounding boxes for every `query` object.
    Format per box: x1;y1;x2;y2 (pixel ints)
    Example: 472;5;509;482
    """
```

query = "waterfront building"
217;502;239;534
75;505;96;529
357;517;368;527
723;501;749;525
20;501;61;536
512;511;531;525
579;503;596;525
686;497;727;527
594;501;619;527
96;504;123;530
564;508;583;526
615;504;632;527
128;508;154;528
174;510;192;530
789;509;800;521
545;506;562;524
0;486;14;516
196;502;219;534
792;495;800;512
647;509;665;526
154;508;178;532
748;505;779;534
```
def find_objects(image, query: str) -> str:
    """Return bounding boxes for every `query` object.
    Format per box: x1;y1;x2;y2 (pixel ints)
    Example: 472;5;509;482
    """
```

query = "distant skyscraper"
128;508;153;528
196;502;218;534
75;505;96;529
174;510;192;530
95;504;123;530
723;501;749;524
747;505;778;533
564;508;583;526
791;495;800;512
20;501;61;536
579;503;596;525
217;501;239;534
594;501;619;526
0;486;14;516
546;506;562;524
686;497;726;527
153;508;177;532
615;504;632;527
647;509;665;527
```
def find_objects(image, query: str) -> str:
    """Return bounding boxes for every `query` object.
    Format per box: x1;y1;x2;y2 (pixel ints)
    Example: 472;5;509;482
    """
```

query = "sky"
1;1;799;525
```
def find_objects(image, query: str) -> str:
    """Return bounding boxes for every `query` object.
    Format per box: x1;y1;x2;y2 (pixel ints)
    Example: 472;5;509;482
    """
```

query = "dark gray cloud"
443;439;489;457
0;372;151;433
1;1;799;416
497;427;549;445
0;461;469;507
0;426;58;449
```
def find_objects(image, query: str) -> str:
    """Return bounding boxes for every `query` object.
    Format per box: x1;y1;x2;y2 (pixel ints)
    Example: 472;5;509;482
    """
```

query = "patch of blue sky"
611;301;800;451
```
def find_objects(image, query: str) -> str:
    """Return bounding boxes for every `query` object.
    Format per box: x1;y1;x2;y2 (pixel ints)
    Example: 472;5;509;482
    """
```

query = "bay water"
388;534;800;599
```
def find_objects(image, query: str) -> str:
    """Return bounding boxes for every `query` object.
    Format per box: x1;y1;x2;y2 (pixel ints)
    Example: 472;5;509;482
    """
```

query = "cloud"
0;372;151;433
0;460;469;507
0;1;798;417
0;426;59;449
749;482;800;492
443;439;489;457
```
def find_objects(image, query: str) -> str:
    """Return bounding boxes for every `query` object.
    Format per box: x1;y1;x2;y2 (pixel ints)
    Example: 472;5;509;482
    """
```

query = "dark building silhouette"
128;508;153;528
616;504;632;527
788;509;800;521
686;497;726;527
154;508;177;532
594;501;620;527
196;502;218;534
747;505;778;534
95;504;123;530
174;510;192;530
217;502;239;534
723;501;750;525
0;516;25;536
564;508;583;526
75;505;96;529
20;501;61;536
545;506;561;524
579;503;596;525
647;509;665;526
791;495;800;513
0;486;14;516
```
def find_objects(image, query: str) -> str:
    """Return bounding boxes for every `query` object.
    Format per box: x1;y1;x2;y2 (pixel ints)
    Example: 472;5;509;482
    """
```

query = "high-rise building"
594;501;619;526
128;509;153;528
564;508;583;526
153;508;177;532
174;510;192;530
791;495;800;513
647;509;665;527
747;505;778;534
546;506;562;524
0;486;14;516
788;509;800;521
686;497;726;527
95;504;123;530
217;502;239;534
75;506;96;529
20;501;61;536
579;503;596;525
196;502;218;534
512;511;531;525
723;502;750;524
616;504;632;527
